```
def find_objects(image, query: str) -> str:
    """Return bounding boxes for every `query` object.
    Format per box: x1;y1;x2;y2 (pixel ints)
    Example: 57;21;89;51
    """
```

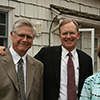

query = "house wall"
0;0;100;56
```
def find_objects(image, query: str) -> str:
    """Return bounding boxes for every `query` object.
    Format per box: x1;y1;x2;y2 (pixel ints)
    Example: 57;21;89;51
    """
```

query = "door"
77;28;94;71
94;36;100;73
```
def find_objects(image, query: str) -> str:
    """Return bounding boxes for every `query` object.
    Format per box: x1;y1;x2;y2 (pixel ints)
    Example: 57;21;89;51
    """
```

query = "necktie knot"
68;52;72;57
18;58;23;64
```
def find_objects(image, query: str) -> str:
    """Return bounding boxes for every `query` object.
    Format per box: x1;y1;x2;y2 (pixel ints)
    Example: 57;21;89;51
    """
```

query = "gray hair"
12;19;36;38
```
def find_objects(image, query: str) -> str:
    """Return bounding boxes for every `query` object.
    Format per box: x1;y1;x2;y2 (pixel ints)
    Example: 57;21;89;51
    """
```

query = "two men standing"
0;18;93;100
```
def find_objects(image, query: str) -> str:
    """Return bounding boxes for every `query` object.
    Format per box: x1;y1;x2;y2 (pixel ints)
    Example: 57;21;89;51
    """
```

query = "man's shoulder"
41;45;61;52
27;55;43;76
85;71;100;84
76;49;91;58
42;45;61;49
27;54;43;65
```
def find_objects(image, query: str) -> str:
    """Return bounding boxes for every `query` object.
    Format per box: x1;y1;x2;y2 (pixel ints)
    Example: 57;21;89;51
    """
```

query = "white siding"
0;0;100;58
20;3;25;16
68;2;79;11
0;0;8;6
25;4;34;17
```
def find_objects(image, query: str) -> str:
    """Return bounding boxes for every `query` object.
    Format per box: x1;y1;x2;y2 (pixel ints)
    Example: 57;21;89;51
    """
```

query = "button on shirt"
9;46;27;96
58;46;79;100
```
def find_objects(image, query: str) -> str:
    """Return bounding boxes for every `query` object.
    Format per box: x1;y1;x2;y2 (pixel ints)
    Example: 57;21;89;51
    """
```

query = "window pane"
0;11;8;48
94;62;97;72
0;25;5;36
94;50;97;60
95;38;98;48
0;13;6;23
0;38;3;45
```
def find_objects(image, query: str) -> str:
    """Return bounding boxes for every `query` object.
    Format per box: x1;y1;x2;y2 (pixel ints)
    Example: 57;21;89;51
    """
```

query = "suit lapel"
76;49;83;91
26;55;35;99
3;48;19;91
52;46;62;87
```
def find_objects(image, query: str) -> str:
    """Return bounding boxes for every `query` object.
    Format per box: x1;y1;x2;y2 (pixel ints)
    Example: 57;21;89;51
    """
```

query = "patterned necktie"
17;58;26;100
67;52;77;100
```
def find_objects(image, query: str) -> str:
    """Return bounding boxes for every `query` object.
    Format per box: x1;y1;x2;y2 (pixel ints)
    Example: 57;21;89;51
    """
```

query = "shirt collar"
71;48;77;59
9;45;26;65
62;46;77;59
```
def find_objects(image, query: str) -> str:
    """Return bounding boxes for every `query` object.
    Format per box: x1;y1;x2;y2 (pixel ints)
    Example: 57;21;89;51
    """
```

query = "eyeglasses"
15;33;34;41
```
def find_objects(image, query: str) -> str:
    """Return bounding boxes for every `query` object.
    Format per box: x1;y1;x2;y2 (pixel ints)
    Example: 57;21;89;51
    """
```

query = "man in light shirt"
0;19;43;100
34;19;93;100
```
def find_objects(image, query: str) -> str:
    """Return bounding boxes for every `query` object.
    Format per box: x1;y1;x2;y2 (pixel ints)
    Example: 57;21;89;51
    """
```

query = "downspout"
49;14;61;46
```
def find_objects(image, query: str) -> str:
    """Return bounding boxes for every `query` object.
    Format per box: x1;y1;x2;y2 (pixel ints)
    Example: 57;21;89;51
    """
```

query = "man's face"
59;22;80;51
11;25;34;56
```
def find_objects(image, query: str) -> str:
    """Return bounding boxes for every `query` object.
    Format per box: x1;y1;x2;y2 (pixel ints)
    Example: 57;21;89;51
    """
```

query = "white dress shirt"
58;46;79;100
9;46;27;96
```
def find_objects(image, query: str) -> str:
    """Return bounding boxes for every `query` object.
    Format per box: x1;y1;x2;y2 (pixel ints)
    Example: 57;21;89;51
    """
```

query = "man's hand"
0;46;6;55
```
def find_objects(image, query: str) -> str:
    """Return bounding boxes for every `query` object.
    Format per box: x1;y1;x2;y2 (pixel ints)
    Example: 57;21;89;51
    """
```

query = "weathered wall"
0;0;100;56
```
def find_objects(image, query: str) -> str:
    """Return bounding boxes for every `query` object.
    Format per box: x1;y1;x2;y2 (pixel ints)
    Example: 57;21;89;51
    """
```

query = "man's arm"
0;46;6;55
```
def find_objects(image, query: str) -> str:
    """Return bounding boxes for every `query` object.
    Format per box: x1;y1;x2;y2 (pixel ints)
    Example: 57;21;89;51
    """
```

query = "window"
0;11;8;47
94;37;99;73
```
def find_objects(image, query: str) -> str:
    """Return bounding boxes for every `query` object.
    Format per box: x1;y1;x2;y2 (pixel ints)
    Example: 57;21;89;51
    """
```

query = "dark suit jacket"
34;45;93;100
0;48;43;100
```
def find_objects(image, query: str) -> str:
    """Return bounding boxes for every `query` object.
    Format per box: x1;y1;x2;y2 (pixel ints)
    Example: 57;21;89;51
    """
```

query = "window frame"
0;11;8;47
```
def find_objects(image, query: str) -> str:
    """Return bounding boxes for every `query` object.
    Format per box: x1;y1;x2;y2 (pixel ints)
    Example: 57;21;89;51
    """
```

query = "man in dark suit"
34;19;93;100
0;19;43;100
0;19;93;100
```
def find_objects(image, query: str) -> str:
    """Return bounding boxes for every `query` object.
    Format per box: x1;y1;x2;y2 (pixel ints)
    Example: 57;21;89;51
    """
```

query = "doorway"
77;28;95;72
